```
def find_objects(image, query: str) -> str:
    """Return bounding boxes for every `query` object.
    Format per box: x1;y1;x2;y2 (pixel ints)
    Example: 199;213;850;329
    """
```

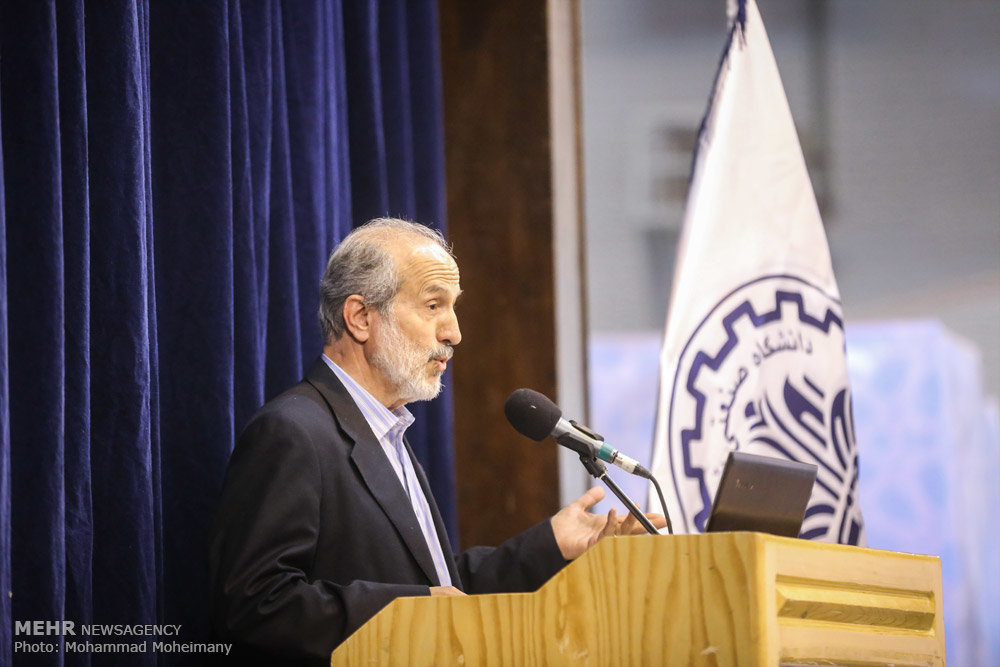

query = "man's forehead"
391;239;461;293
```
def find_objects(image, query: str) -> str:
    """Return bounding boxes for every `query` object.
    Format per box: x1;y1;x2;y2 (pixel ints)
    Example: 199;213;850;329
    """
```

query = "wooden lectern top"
330;532;944;666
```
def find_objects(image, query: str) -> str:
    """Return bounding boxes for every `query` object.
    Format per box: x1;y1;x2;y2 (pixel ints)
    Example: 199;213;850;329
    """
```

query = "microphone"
504;388;652;479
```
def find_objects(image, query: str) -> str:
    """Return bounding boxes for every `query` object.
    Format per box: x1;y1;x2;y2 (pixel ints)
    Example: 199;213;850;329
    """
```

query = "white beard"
370;311;452;404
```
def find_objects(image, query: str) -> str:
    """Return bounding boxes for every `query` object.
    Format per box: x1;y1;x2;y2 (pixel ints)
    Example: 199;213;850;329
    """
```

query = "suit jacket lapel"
305;358;442;586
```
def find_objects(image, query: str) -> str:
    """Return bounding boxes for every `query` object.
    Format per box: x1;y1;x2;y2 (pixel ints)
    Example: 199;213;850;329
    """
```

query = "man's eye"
428;303;438;311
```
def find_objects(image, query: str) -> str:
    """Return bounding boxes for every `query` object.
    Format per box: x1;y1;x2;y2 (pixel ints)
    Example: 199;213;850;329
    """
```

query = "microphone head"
504;388;562;441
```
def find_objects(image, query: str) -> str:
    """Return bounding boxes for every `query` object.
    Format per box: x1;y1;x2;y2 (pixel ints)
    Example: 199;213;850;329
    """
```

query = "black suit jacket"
209;358;567;663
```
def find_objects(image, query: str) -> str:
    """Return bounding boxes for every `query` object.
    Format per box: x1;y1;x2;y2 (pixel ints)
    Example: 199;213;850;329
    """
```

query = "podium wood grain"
330;533;945;666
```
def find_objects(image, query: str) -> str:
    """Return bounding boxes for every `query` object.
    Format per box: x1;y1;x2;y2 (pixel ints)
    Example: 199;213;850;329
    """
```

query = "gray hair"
318;217;452;343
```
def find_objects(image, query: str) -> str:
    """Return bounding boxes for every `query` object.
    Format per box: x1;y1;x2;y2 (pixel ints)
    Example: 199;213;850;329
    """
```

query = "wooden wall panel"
439;0;560;549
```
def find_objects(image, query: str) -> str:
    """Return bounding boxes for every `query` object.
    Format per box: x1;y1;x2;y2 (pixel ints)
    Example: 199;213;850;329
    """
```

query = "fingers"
606;511;666;536
601;509;646;539
571;486;605;511
600;508;618;538
619;512;639;535
594;508;621;542
615;512;669;535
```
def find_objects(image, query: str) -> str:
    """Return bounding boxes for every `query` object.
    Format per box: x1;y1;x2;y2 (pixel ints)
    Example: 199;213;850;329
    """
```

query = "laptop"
705;451;818;538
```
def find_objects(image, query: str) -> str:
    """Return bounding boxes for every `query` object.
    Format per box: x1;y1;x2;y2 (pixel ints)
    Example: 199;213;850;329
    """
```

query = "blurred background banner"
591;321;999;665
648;0;864;545
846;320;999;667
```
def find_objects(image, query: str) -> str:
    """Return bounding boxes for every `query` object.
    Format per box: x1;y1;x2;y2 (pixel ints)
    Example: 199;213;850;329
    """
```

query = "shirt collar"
321;354;414;441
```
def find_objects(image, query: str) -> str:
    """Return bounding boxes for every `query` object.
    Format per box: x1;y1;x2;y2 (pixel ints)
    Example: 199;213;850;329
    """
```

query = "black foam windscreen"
504;388;563;441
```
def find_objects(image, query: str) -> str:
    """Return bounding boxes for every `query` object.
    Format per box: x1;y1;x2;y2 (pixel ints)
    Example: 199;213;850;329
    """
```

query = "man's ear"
342;295;371;342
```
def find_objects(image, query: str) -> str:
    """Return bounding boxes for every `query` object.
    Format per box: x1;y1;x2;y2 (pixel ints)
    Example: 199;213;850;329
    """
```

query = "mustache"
429;345;454;362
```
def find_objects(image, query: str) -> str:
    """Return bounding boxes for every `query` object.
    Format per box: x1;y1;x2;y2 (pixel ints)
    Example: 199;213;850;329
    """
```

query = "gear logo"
666;274;865;545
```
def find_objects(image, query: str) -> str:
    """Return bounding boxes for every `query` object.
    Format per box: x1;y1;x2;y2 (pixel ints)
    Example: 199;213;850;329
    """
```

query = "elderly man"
209;218;660;663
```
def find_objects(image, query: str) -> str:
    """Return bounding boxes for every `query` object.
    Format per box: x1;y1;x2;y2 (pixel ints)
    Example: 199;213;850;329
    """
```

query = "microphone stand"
573;448;659;536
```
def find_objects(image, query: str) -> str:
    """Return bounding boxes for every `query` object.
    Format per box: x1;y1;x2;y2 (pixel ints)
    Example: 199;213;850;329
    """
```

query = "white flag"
649;0;865;545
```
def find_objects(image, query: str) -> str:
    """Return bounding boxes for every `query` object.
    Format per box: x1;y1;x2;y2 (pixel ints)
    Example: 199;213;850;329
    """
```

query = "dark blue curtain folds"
0;0;453;664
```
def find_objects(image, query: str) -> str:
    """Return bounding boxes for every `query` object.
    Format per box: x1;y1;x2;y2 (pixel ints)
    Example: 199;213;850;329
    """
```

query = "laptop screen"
705;451;818;538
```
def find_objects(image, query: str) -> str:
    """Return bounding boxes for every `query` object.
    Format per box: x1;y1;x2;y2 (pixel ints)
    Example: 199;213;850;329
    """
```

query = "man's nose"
439;311;461;347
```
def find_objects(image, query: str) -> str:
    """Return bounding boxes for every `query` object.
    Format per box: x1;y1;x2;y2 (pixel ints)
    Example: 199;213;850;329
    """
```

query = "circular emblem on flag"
666;274;865;544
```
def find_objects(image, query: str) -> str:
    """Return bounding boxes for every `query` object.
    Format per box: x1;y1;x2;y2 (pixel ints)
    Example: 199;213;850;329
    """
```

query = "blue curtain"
0;0;453;663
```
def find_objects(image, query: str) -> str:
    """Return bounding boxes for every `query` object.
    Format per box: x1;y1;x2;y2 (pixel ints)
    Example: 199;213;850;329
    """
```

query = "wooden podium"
330;533;945;665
